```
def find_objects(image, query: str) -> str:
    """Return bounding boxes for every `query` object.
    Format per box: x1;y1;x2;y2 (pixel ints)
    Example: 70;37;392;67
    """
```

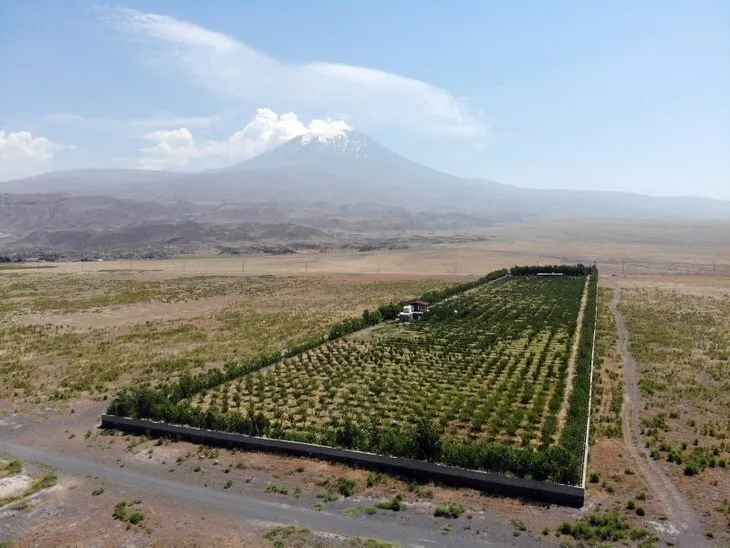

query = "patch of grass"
376;494;406;512
91;486;105;496
31;475;57;491
264;525;313;547
366;472;385;487
113;500;128;520
337;477;357;497
112;500;145;527
4;460;22;475
265;483;288;495
434;503;465;519
511;518;527;532
558;510;657;543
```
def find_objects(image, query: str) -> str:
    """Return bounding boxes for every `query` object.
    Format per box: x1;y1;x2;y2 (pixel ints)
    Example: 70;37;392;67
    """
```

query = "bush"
627;500;636;510
589;471;601;483
91;487;105;496
6;460;22;474
434;503;465;519
684;462;700;476
511;518;527;531
35;475;57;490
337;477;356;497
128;511;144;525
635;506;646;517
113;501;128;520
376;494;406;511
366;472;385;487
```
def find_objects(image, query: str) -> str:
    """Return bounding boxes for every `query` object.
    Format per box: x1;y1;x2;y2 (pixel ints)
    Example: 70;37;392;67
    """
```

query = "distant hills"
1;128;728;258
3;129;728;219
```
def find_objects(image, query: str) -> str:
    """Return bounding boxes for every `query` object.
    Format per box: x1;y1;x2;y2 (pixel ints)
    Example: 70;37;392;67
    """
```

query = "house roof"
411;300;429;305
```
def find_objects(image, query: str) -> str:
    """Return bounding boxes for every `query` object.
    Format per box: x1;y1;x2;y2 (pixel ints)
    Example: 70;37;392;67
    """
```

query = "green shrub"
376;495;406;512
366;472;385;487
6;460;22;474
511;518;527;532
337;477;356;497
91;487;104;496
434;503;465;519
113;501;128;520
128;511;144;525
684;462;700;476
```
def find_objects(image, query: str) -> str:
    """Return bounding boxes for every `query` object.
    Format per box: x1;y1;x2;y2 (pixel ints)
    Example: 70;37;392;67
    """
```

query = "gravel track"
609;285;707;547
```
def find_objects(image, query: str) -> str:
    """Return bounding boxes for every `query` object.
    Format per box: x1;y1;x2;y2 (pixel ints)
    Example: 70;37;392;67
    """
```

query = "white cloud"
104;6;486;139
0;130;65;180
137;107;349;170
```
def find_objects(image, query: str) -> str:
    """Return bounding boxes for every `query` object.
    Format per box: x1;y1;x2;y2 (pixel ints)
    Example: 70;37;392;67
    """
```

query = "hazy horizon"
1;1;728;200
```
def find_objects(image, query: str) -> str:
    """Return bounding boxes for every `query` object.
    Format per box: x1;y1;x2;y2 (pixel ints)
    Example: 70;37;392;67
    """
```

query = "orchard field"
110;266;597;485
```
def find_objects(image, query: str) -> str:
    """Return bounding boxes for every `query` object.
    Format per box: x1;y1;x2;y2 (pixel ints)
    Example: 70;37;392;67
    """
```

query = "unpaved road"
609;285;708;547
0;439;534;547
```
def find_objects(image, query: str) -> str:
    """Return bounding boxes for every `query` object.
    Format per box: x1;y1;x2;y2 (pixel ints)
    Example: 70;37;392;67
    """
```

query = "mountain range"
1;128;728;258
4;129;729;218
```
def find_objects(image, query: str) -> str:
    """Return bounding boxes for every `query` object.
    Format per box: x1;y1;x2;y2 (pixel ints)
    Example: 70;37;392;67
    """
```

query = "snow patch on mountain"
297;127;369;159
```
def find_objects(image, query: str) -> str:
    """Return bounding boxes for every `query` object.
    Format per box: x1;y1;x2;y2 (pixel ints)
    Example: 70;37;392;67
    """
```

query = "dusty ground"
2;234;729;546
612;276;730;544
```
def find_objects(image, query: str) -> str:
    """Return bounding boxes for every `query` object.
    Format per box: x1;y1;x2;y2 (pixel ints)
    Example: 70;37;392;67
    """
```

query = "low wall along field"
107;265;597;500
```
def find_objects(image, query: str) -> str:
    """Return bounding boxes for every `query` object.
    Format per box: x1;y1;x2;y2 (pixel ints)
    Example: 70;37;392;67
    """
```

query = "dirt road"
0;438;537;547
609;285;708;547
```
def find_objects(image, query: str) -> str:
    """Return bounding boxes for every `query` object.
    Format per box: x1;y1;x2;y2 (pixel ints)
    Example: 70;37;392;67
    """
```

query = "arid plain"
1;218;729;546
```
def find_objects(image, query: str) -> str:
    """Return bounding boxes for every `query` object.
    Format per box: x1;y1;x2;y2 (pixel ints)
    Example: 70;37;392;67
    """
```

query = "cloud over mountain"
104;6;486;139
138;108;352;170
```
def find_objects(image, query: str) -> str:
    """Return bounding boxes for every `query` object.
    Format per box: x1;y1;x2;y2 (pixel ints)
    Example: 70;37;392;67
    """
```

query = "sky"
1;1;728;199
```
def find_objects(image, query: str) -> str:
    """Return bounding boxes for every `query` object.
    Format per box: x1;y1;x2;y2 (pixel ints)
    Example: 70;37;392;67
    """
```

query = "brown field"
2;219;730;546
617;279;730;539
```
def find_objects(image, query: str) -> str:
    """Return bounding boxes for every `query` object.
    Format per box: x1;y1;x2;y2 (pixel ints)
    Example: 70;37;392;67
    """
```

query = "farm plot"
173;273;594;483
109;267;596;484
196;276;582;444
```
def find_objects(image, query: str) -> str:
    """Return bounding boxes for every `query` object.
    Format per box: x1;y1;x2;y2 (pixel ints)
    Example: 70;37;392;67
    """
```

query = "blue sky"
1;1;728;199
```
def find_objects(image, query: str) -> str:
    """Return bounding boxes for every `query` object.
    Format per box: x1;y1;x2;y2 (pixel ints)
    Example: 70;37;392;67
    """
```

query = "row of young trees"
511;264;591;276
330;267;509;338
560;266;598;468
107;266;596;485
107;387;580;484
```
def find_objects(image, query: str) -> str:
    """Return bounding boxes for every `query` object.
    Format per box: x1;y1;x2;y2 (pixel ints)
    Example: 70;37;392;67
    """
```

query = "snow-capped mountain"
3;129;729;219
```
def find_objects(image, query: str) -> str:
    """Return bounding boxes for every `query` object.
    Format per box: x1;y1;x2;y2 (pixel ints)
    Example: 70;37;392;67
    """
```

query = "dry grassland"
0;271;457;401
618;280;730;538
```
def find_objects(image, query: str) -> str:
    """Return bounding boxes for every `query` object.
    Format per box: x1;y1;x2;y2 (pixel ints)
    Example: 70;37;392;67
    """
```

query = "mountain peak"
294;128;369;159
